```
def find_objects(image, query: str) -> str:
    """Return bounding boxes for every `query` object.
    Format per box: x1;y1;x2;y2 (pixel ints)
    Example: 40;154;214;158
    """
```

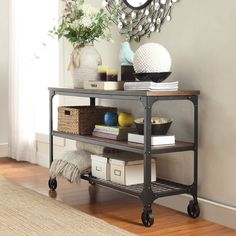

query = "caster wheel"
141;211;154;227
48;178;57;191
88;173;96;186
187;200;200;218
89;179;96;186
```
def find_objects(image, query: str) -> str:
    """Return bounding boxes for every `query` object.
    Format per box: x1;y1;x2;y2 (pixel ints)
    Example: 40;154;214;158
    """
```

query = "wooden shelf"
52;131;194;154
49;87;200;99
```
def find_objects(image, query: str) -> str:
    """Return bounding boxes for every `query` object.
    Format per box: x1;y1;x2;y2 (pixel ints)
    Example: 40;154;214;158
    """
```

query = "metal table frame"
48;87;200;227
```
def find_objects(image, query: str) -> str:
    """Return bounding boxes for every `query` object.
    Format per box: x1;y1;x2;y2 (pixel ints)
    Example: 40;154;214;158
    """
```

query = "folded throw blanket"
49;150;91;184
76;141;118;155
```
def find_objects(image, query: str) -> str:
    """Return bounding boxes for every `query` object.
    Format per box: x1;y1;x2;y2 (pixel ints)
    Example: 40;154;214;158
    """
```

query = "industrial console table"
48;87;200;227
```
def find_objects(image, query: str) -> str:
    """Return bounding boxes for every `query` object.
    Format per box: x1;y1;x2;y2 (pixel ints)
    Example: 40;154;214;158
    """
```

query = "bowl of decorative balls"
134;117;172;135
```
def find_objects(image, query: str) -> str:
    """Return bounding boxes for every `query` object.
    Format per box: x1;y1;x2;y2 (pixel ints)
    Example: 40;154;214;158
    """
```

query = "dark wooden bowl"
134;117;172;135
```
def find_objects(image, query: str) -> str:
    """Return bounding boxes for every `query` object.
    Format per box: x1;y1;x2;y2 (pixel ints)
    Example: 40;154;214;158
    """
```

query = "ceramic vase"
69;44;102;88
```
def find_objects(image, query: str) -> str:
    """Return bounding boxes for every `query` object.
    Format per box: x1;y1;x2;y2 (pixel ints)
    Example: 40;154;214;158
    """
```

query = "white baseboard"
36;153;50;168
156;194;236;230
0;143;8;157
36;133;65;146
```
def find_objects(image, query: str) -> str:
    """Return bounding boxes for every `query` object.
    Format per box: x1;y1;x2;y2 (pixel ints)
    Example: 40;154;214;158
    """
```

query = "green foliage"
51;0;115;46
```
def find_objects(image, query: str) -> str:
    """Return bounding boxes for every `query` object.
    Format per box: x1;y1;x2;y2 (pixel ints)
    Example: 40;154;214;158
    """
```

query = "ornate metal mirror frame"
104;0;179;42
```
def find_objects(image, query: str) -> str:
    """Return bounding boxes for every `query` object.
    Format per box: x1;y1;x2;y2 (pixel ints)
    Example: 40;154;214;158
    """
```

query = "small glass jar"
107;68;118;81
98;66;108;81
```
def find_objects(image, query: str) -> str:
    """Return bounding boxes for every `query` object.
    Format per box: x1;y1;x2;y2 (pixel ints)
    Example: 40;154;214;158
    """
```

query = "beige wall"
0;0;9;143
134;0;236;208
63;0;236;208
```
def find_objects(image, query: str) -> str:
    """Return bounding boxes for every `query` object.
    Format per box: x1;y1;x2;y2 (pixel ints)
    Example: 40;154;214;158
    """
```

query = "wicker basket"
58;106;117;135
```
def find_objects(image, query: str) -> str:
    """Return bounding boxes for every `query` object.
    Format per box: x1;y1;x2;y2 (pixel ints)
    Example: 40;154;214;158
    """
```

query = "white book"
128;133;175;146
124;81;178;91
84;81;124;90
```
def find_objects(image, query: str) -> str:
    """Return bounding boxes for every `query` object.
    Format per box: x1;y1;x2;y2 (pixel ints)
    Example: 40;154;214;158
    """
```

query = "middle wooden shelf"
52;130;194;155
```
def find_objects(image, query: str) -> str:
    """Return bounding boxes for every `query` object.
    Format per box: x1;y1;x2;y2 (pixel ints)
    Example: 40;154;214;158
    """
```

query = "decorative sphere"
104;112;118;126
118;112;134;127
133;43;171;73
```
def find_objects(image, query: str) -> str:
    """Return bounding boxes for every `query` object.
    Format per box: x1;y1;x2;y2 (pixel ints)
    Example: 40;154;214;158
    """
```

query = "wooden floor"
0;157;235;236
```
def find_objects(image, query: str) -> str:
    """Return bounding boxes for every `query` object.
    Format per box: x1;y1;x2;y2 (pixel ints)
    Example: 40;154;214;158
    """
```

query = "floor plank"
0;157;235;235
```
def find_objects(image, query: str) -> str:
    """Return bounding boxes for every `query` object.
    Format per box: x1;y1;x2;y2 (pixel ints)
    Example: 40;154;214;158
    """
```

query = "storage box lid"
91;154;108;163
108;152;156;166
110;158;156;166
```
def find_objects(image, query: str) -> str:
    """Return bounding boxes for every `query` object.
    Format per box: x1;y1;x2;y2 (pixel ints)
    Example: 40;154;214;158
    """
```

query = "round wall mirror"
123;0;152;10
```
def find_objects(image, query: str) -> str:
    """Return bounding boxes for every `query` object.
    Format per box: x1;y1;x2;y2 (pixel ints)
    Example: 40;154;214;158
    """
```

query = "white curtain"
9;0;59;162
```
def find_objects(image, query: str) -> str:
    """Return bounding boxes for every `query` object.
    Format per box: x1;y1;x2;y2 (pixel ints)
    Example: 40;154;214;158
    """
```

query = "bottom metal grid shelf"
81;175;190;198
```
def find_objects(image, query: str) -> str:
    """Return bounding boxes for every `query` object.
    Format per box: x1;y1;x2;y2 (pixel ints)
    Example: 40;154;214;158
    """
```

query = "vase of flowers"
52;0;115;88
68;43;102;88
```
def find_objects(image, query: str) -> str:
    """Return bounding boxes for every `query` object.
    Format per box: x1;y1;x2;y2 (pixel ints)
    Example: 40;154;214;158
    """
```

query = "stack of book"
128;133;175;145
124;81;178;91
92;125;136;141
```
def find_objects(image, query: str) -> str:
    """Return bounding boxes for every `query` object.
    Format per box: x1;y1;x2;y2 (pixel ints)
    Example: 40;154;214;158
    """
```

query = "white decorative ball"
133;43;171;73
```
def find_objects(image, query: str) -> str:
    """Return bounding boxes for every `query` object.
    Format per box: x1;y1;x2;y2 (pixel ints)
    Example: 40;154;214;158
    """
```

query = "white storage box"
109;154;156;186
91;154;110;180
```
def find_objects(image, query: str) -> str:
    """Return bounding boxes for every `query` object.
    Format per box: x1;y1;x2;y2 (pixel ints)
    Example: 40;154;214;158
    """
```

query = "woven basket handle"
64;110;71;116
